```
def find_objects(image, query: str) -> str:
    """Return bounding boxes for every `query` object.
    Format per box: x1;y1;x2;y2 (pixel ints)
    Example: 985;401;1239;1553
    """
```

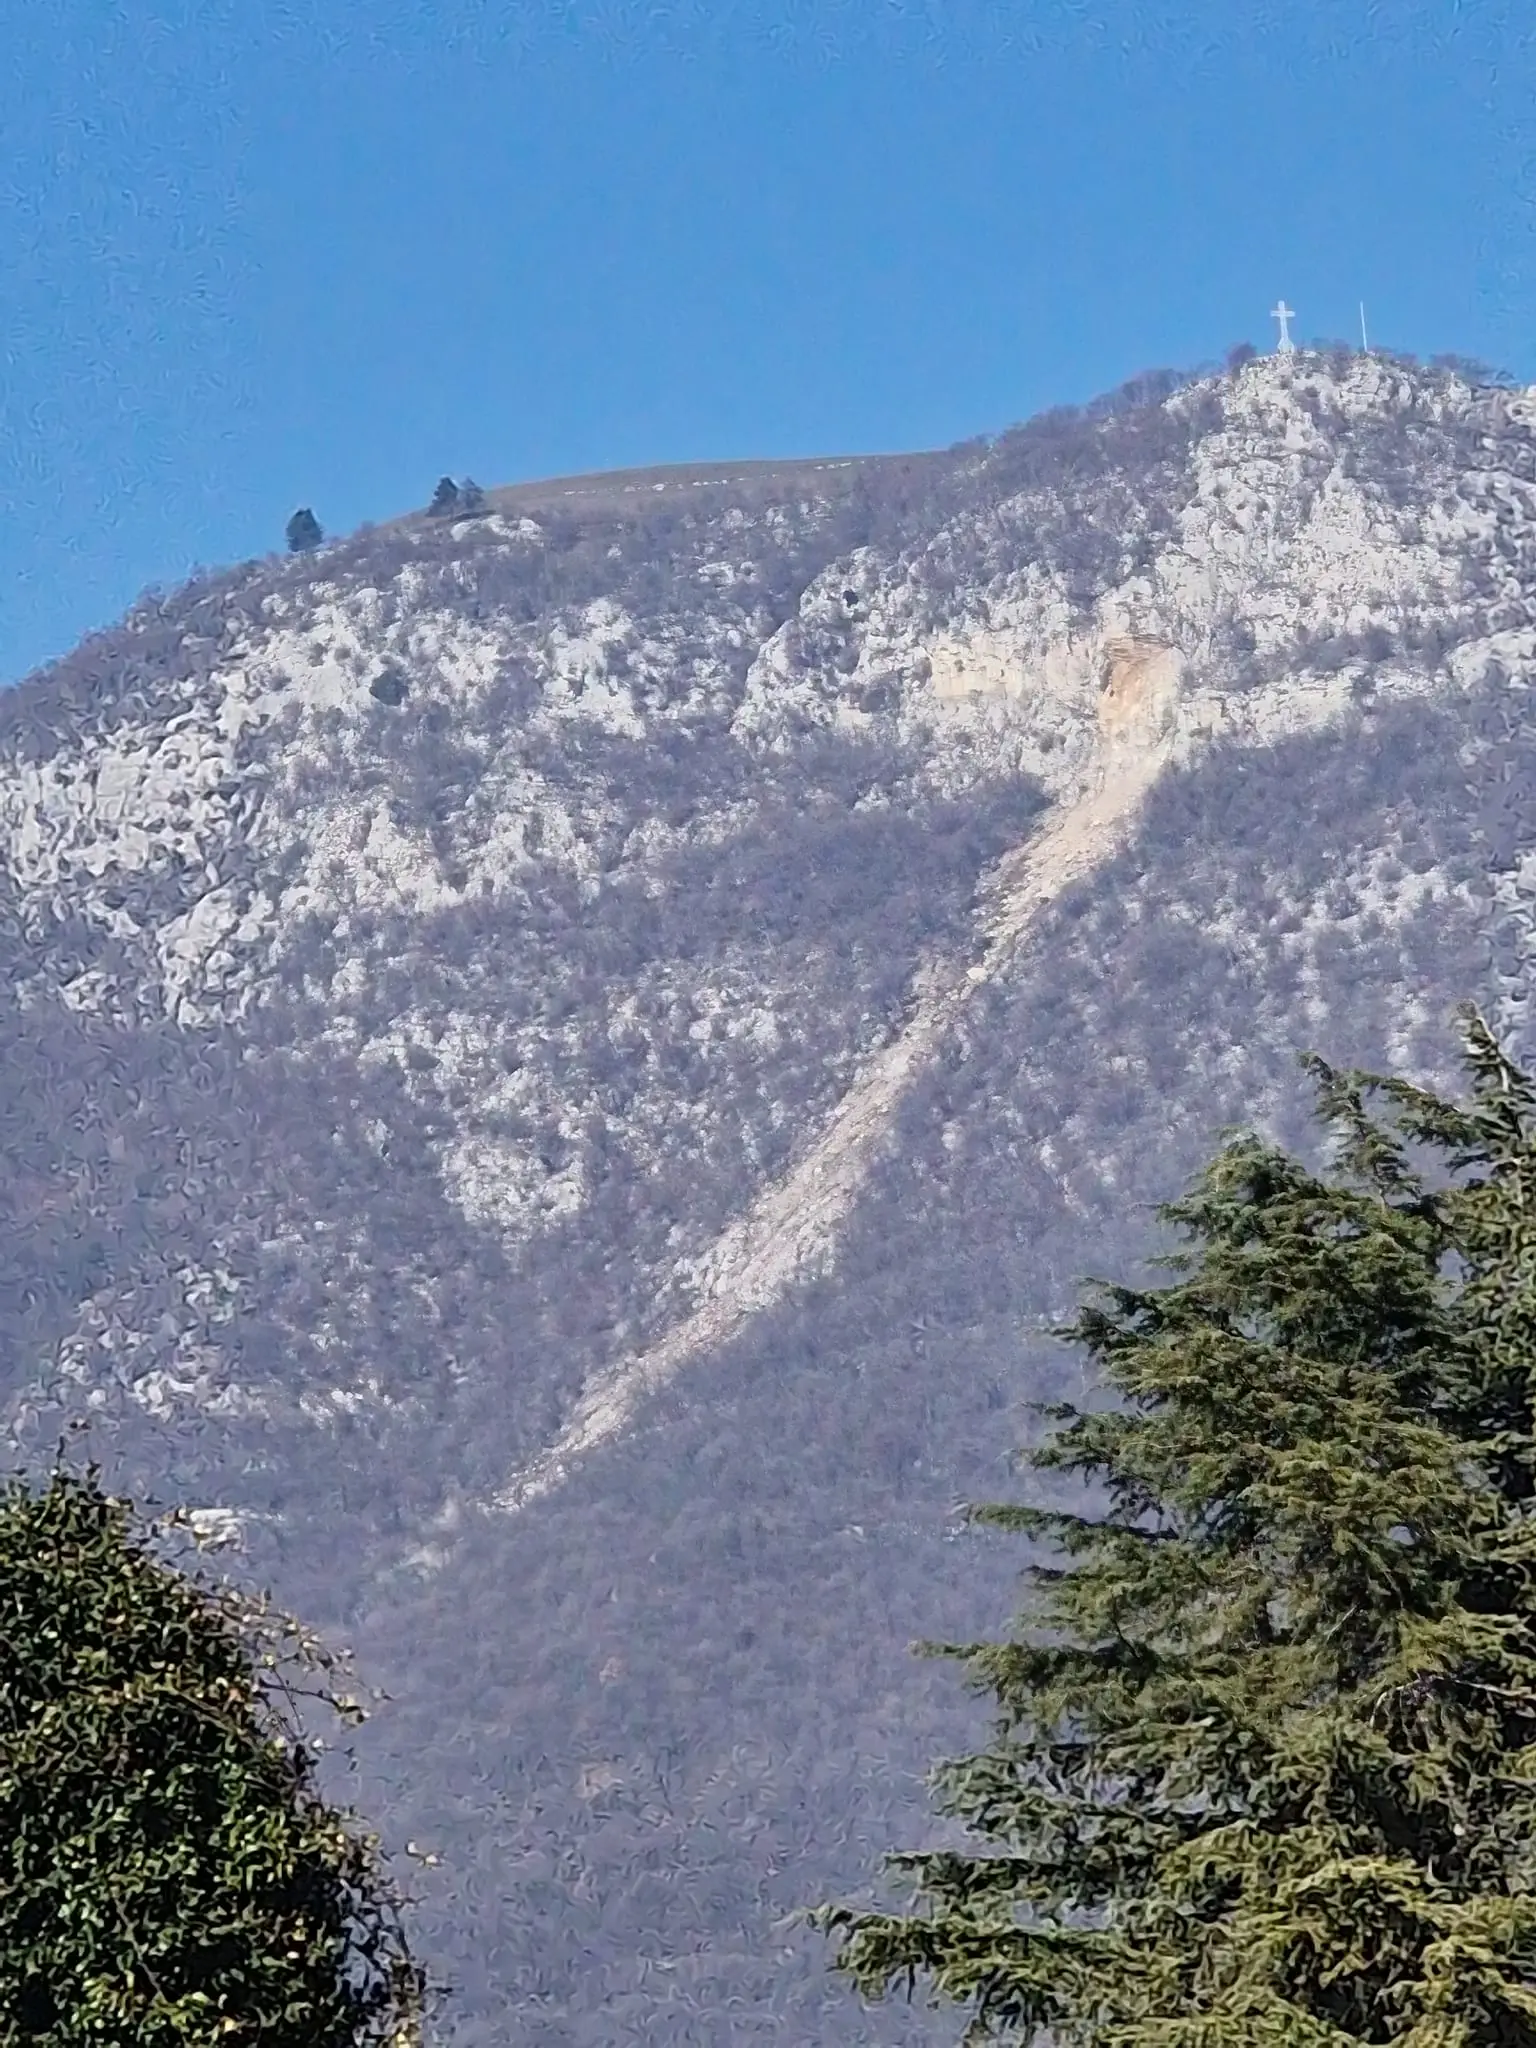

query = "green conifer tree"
0;1435;445;2044
807;1004;1536;2047
285;507;323;553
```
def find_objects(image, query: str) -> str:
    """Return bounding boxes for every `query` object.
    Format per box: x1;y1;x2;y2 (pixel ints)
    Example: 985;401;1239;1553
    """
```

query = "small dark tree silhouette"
285;507;324;553
456;478;486;516
428;478;461;517
370;666;410;706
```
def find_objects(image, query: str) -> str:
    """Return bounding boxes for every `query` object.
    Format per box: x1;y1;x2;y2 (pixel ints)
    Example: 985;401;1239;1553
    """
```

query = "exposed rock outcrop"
1;348;1534;2039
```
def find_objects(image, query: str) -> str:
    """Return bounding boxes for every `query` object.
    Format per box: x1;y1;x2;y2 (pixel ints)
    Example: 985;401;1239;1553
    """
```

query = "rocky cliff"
2;349;1533;2041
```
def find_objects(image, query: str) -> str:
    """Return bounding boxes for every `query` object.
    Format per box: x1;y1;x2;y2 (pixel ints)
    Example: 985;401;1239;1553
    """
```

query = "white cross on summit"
1271;300;1296;354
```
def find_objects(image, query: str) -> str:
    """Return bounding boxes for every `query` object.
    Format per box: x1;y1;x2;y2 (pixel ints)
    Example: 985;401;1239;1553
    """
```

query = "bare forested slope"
1;348;1532;2040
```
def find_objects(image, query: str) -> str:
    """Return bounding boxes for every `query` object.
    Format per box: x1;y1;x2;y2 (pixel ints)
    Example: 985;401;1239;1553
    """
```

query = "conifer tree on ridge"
285;507;323;554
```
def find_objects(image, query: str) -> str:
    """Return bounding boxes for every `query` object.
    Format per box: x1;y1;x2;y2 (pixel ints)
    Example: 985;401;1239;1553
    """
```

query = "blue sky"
3;0;1532;685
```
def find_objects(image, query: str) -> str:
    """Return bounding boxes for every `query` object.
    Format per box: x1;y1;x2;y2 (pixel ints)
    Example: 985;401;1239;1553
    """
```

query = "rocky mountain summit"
4;348;1536;2040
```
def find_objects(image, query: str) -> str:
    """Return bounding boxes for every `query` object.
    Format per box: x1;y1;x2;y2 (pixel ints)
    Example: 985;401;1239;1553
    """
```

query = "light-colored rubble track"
492;735;1170;1515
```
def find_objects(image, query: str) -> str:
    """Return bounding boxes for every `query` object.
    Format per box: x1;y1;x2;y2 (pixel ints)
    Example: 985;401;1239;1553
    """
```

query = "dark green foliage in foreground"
0;1439;442;2044
809;1004;1536;2046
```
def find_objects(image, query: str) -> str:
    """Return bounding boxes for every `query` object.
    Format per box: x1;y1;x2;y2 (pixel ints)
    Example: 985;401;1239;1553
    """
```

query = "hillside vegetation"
0;346;1533;2038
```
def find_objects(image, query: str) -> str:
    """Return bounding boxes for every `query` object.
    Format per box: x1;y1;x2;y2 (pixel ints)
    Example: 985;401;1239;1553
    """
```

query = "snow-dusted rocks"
3;347;1536;2039
5;347;1535;1465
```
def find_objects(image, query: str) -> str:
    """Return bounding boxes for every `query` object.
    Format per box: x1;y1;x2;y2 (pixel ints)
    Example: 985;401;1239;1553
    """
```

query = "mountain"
2;346;1535;2042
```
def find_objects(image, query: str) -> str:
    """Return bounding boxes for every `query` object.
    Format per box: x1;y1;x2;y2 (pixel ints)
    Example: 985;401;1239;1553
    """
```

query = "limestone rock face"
2;350;1535;2039
1097;635;1183;744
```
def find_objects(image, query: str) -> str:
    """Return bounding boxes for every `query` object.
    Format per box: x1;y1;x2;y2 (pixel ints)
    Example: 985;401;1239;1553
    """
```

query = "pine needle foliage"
0;1435;443;2045
284;508;323;554
807;1004;1536;2048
